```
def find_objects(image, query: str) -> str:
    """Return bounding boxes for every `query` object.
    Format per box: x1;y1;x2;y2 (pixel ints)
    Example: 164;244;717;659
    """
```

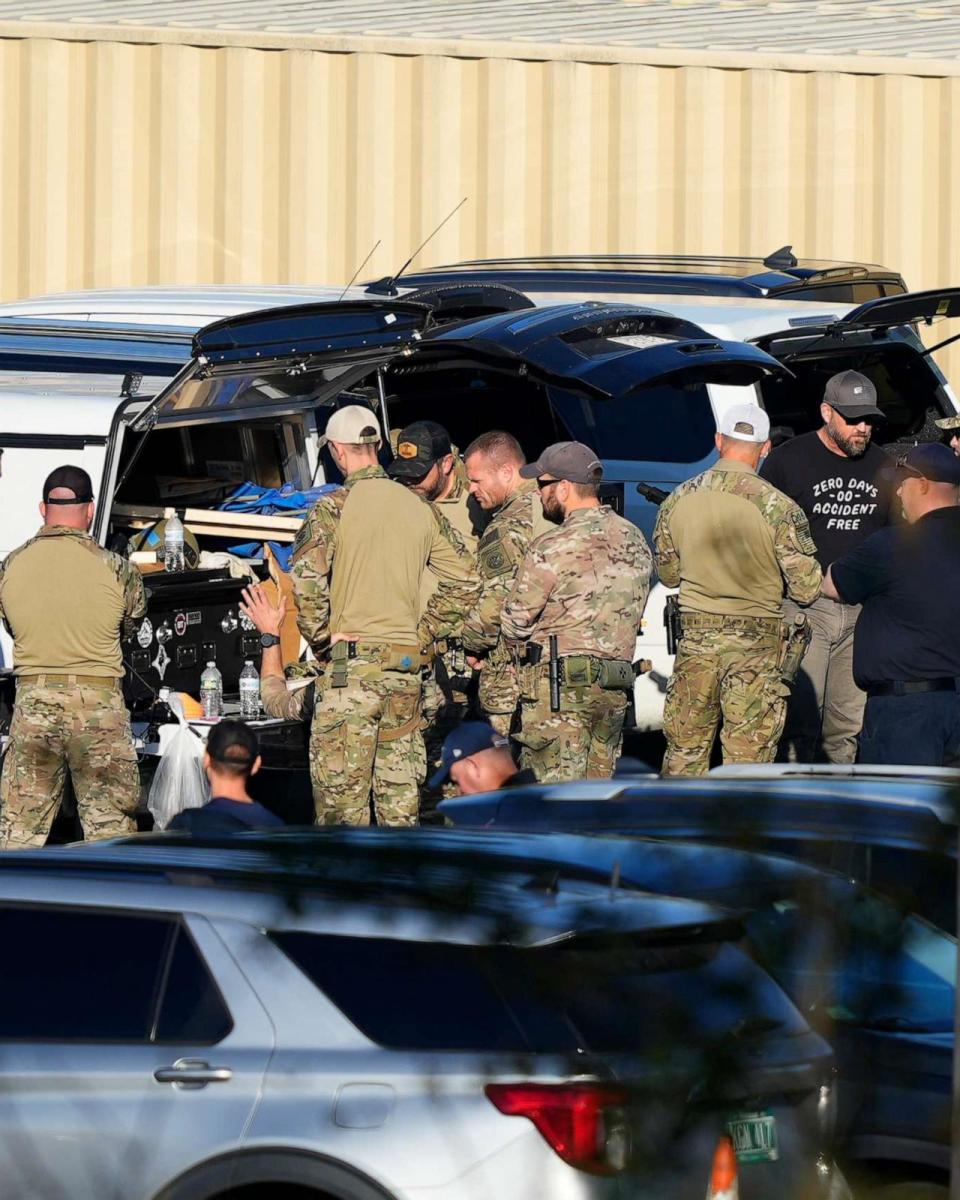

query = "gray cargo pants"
779;594;864;764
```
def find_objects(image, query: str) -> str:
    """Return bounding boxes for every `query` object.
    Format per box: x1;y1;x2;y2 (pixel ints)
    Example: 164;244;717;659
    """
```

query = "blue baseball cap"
883;443;960;487
429;721;511;788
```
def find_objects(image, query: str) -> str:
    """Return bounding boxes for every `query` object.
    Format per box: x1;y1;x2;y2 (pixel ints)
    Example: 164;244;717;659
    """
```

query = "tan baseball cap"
320;405;382;448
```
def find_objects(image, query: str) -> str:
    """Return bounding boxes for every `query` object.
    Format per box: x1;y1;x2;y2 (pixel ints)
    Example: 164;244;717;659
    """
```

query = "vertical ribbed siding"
0;35;958;377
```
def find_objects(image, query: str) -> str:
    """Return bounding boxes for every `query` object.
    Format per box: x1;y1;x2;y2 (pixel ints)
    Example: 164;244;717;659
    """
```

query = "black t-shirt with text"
759;431;894;569
831;506;960;689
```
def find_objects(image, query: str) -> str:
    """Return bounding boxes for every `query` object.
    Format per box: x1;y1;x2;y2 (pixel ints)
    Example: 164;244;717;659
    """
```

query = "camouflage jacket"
290;465;478;655
501;505;652;660
461;479;550;655
653;459;822;618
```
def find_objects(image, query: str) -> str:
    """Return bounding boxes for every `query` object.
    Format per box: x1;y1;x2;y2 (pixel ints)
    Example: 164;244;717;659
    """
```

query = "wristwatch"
259;633;281;648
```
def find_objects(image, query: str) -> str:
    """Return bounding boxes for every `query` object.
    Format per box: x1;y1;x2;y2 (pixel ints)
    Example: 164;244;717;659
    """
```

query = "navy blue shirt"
168;797;284;834
831;506;960;689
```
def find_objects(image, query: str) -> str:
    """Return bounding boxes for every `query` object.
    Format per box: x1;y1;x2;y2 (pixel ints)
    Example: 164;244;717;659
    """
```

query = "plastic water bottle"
200;661;223;719
163;508;185;573
239;660;260;719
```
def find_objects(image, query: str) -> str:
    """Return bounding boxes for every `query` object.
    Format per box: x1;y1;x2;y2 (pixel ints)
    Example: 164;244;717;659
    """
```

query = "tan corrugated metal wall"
0;32;958;374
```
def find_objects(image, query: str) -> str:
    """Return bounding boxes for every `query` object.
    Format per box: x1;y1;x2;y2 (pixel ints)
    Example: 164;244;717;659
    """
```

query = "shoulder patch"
479;536;515;578
790;508;818;557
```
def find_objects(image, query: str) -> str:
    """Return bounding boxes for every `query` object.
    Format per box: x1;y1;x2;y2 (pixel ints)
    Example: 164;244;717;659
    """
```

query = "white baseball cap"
717;403;770;444
320;405;382;448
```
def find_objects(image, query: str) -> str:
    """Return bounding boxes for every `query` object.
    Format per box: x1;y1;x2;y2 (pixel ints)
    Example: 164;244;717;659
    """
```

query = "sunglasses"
537;477;562;491
894;454;924;478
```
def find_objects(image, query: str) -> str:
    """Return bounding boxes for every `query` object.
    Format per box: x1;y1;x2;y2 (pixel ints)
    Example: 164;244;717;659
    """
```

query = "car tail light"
706;1135;738;1200
485;1082;630;1175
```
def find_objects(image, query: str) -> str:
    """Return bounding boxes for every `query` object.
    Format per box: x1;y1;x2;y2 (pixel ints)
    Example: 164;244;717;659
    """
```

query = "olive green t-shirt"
0;526;147;678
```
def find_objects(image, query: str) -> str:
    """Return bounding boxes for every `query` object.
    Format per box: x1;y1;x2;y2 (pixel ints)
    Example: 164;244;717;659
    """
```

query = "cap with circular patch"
388;420;452;479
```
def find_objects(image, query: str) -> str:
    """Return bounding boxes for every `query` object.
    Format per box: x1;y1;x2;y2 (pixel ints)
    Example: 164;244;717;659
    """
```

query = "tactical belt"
681;613;782;633
377;710;423;742
327;639;425;688
523;647;634;691
20;673;119;688
867;678;959;698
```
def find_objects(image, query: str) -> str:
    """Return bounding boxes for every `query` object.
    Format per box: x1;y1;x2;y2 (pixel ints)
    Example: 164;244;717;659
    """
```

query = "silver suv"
0;830;843;1200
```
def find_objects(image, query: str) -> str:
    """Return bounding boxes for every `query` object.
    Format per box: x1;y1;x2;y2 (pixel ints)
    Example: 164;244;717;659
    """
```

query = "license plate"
726;1110;779;1163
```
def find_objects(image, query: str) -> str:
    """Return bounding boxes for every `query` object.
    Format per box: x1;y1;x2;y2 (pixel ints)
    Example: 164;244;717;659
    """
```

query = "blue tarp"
220;481;339;571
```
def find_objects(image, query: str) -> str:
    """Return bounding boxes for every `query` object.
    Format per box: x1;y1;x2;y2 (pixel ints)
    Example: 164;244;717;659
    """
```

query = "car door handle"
154;1058;233;1087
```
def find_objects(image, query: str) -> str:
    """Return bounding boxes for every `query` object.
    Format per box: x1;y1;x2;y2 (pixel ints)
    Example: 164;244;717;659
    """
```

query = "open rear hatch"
751;287;960;446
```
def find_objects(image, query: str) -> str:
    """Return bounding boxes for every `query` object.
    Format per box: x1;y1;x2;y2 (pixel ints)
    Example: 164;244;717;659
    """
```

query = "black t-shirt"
760;432;894;569
830;506;960;689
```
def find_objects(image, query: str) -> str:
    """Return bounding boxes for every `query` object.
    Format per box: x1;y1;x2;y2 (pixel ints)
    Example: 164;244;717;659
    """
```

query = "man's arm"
419;507;480;646
461;522;525;655
501;539;554;643
121;561;148;641
240;583;310;721
828;529;892;606
652;500;681;589
775;506;822;605
290;502;337;655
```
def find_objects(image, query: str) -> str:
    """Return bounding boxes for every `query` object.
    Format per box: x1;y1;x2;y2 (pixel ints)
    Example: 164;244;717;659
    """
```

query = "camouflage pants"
0;681;139;848
309;667;425;826
515;675;627;782
420;672;470;816
478;649;520;738
662;620;787;776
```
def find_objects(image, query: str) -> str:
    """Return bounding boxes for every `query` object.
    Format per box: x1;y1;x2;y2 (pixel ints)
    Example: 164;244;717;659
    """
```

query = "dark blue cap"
882;443;960;487
429;721;510;788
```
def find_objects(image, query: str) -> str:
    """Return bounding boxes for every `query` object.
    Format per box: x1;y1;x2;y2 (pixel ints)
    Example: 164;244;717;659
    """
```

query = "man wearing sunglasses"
823;443;960;766
760;371;895;763
500;442;651;781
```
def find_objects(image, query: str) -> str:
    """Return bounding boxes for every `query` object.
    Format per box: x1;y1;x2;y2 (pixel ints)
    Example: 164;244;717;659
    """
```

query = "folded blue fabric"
219;481;339;516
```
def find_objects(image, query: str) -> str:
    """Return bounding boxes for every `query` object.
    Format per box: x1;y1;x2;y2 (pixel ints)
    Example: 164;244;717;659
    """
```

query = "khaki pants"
780;595;864;764
308;666;425;826
0;680;139;848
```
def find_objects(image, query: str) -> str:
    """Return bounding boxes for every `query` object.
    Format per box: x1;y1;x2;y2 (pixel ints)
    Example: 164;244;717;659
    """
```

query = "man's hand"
465;653;484;671
240;583;285;636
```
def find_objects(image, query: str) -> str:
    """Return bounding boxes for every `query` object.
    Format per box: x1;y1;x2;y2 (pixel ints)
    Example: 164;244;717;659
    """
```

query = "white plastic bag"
148;693;209;829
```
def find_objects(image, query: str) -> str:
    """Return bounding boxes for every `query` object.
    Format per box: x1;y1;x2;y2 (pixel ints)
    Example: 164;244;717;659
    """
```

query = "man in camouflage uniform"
654;404;822;776
501;442;651;782
388;420;483;804
291;406;478;826
460;431;553;737
936;413;960;457
0;465;145;847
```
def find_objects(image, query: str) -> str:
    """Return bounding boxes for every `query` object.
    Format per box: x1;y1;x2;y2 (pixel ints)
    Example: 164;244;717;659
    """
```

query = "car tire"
153;1149;399;1200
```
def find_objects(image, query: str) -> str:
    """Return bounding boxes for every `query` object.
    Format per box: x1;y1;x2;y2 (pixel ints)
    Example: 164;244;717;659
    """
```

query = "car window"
0;905;230;1044
271;931;807;1054
548;381;716;464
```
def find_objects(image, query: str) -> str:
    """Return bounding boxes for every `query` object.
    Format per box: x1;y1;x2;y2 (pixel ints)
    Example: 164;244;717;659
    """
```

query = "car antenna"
365;197;468;296
337;238;382;302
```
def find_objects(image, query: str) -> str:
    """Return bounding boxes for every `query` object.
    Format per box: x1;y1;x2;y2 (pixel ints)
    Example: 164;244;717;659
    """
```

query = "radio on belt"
123;567;262;709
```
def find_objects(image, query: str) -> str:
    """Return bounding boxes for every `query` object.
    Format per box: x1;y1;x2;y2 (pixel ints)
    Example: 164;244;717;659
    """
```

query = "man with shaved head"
0;465;146;846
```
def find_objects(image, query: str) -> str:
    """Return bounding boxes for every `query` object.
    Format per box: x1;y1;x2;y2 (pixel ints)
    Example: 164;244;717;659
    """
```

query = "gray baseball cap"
823;370;883;420
520;441;603;485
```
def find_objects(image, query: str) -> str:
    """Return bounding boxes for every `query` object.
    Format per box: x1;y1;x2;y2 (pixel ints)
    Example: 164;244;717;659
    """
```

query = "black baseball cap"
823;371;884;421
520;441;603;485
42;465;94;505
429;721;510;788
388;420;452;479
206;720;259;773
882;443;960;487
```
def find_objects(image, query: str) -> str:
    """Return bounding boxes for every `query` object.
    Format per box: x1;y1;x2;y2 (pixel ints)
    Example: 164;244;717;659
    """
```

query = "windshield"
547;381;716;464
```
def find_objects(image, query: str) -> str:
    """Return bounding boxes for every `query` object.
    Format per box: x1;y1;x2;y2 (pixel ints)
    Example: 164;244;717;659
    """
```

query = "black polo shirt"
831;505;960;689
